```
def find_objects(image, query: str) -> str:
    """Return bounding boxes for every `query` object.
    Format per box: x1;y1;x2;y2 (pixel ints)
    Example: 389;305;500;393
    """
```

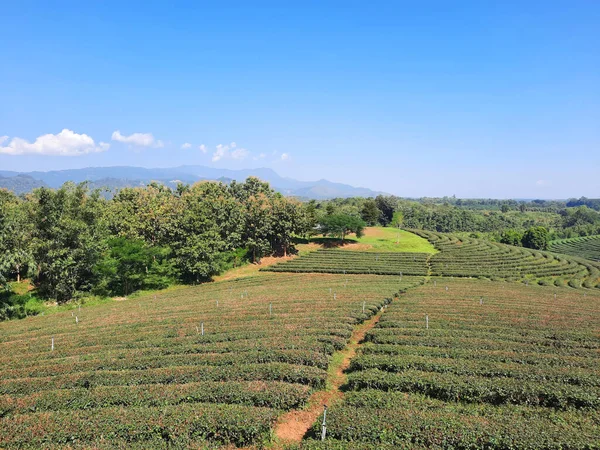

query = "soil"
272;309;385;445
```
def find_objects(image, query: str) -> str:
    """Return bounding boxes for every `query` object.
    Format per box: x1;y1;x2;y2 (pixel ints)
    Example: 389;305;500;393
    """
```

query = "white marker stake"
480;297;483;305
51;337;54;351
446;286;448;292
216;300;219;307
426;315;429;329
201;322;204;336
362;301;366;313
75;316;79;324
269;303;272;316
321;405;328;441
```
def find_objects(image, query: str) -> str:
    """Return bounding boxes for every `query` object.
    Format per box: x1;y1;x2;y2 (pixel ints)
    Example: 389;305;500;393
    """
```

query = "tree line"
0;178;309;302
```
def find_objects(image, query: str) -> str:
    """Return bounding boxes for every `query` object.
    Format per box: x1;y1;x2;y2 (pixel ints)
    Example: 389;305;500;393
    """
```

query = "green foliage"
360;199;380;226
95;238;177;296
1;177;309;311
499;229;523;246
30;183;108;302
319;214;366;242
522;226;549;250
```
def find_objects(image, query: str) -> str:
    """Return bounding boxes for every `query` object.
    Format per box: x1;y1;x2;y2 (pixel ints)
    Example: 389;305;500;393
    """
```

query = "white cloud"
111;130;163;148
181;142;192;149
280;153;290;161
199;144;207;153
211;142;249;162
0;129;109;156
253;152;266;161
231;147;249;160
536;179;548;186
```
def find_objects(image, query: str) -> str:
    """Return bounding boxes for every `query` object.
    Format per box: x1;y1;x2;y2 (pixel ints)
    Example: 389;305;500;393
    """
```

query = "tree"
172;181;243;280
501;203;510;213
319;214;365;242
271;195;307;257
375;195;397;226
391;211;404;243
30;183;108;302
361;199;380;226
499;229;523;246
95;238;176;296
522;226;549;250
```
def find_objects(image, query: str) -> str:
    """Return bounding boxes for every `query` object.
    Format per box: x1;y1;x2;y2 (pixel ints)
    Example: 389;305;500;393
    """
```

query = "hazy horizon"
1;1;598;198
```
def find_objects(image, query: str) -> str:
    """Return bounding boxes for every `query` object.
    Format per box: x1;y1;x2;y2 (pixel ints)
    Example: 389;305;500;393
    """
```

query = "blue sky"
1;1;598;198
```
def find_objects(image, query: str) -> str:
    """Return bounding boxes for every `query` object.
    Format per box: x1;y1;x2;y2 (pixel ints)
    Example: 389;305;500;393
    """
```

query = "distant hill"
0;174;48;195
0;166;387;199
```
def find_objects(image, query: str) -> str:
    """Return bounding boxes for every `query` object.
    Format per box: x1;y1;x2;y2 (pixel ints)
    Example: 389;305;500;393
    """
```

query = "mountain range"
0;166;386;199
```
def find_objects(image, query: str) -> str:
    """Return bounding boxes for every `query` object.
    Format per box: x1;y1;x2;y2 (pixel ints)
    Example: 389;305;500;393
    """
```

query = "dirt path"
271;308;386;446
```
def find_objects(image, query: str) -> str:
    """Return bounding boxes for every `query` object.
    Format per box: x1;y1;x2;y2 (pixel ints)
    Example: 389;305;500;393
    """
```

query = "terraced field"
413;230;600;287
261;249;430;276
0;273;423;449
304;278;600;449
550;235;600;262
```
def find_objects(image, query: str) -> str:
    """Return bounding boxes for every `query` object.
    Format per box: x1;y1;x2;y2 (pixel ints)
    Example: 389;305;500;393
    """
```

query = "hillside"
1;229;599;448
550;235;600;262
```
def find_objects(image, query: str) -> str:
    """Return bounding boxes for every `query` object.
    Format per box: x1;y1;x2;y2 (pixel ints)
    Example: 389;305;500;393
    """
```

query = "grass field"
310;227;438;253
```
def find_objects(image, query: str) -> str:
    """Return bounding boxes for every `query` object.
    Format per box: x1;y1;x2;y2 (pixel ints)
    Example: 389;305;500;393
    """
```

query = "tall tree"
361;199;380;226
30;183;107;302
172;181;243;281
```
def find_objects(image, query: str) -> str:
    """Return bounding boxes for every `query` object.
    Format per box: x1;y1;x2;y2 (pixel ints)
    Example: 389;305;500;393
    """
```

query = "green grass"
353;227;438;253
307;227;437;253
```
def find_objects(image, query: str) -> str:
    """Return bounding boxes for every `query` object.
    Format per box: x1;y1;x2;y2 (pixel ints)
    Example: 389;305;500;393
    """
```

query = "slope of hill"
0;175;47;195
550;235;600;262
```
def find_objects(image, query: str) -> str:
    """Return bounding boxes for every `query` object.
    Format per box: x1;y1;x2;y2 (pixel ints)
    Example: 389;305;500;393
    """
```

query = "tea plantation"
550;234;600;262
413;230;600;288
1;229;599;449
305;279;600;449
0;273;422;448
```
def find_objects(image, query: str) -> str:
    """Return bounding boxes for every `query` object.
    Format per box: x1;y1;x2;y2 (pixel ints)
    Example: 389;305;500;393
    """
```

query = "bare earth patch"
272;309;385;445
